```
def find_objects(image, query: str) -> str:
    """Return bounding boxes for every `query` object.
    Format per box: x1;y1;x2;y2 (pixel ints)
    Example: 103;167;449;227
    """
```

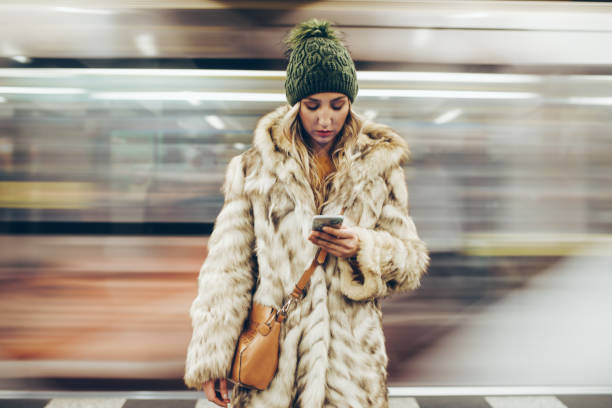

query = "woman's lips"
316;130;333;136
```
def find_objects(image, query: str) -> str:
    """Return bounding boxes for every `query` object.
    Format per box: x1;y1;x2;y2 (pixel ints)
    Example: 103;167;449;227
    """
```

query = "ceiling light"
567;75;612;82
412;29;431;48
451;12;489;19
135;34;158;57
363;110;378;120
567;97;612;106
0;69;72;78
184;92;201;106
434;109;462;124
359;89;538;100
11;56;31;64
358;72;541;83
77;69;285;78
205;115;225;130
54;7;114;15
0;87;85;95
90;91;286;102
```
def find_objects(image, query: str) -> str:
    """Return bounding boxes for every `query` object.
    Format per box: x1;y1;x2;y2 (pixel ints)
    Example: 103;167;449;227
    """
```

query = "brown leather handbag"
230;247;329;390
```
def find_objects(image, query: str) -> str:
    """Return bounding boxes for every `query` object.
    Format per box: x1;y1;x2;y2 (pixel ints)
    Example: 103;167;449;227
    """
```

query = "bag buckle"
278;297;298;318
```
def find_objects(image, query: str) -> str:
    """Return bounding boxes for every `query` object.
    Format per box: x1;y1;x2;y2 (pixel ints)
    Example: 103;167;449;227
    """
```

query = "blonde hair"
281;102;363;213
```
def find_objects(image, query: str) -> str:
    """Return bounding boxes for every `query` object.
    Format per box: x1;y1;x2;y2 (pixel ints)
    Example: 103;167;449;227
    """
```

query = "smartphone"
312;215;344;232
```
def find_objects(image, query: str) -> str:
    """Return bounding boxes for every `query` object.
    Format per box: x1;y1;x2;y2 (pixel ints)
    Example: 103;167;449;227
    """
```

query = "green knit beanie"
284;19;358;106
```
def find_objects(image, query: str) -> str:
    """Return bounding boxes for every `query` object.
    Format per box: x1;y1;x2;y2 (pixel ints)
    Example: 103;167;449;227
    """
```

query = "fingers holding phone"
309;215;359;258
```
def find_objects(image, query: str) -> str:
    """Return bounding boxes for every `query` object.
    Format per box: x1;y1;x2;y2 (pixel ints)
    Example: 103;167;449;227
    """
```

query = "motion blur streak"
0;0;611;392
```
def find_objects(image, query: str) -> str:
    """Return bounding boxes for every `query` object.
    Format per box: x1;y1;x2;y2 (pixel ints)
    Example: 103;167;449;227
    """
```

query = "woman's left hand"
308;225;360;258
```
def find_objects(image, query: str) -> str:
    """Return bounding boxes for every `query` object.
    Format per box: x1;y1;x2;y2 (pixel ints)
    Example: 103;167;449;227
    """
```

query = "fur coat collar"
249;104;410;214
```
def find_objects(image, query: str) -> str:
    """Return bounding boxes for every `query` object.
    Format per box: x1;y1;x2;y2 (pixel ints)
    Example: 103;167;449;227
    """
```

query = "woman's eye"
306;105;318;111
332;104;344;111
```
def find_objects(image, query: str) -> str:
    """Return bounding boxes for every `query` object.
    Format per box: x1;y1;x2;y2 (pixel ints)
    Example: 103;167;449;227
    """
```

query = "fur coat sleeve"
340;164;429;301
183;154;255;389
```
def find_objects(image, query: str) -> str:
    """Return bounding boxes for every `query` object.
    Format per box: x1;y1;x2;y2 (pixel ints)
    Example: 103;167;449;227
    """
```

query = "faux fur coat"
184;105;429;407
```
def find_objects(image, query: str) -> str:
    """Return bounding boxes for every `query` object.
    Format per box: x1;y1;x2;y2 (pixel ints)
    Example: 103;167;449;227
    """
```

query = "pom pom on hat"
284;19;358;106
285;19;339;50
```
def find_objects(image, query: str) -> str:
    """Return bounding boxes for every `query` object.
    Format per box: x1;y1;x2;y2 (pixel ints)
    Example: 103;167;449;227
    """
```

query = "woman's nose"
318;110;332;127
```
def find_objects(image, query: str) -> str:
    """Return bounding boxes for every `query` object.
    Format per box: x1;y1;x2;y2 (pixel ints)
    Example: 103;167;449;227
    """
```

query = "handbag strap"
290;247;326;299
279;208;345;318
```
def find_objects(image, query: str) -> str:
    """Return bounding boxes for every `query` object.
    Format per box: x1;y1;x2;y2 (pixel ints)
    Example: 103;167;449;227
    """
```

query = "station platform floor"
1;391;611;408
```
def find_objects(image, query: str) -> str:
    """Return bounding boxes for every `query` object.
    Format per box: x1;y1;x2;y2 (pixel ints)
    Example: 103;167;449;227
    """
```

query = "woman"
184;19;429;408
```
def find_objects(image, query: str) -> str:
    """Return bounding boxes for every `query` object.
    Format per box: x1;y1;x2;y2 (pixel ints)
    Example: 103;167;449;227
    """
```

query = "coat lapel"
248;105;316;214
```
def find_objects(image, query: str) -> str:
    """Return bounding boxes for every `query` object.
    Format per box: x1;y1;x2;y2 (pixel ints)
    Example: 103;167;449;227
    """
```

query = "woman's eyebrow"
331;96;347;102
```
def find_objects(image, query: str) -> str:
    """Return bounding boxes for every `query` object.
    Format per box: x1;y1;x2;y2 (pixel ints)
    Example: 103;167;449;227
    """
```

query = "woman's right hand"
203;378;230;407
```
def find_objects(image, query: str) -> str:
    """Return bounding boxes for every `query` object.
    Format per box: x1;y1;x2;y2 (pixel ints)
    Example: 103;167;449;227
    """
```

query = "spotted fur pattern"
184;105;429;407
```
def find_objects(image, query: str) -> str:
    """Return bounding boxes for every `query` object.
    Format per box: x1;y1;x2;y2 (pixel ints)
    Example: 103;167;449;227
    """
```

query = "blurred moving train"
1;0;611;391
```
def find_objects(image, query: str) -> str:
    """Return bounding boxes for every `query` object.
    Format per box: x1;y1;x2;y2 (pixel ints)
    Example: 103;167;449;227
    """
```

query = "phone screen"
312;215;344;232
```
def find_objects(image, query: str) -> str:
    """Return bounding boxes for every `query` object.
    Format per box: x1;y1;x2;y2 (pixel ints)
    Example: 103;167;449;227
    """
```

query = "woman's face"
299;92;350;152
